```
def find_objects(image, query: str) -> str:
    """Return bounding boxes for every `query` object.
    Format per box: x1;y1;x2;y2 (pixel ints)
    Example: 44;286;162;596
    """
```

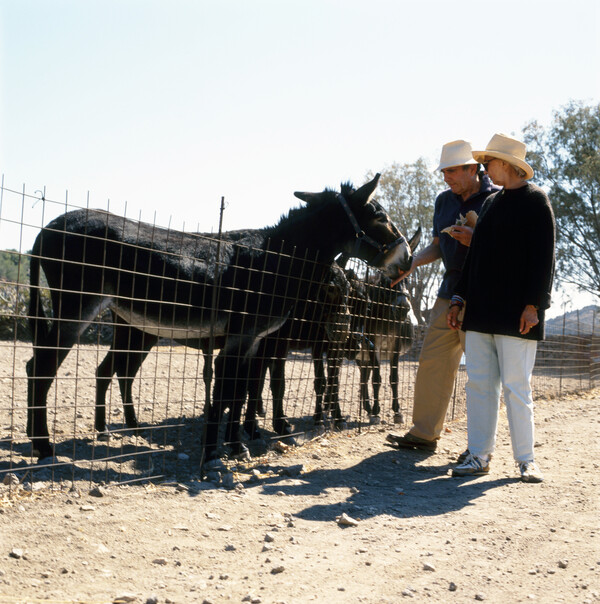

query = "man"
387;140;500;452
448;133;555;482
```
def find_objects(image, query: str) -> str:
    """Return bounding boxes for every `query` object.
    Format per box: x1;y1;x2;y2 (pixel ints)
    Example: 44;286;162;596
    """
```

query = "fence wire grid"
0;182;598;489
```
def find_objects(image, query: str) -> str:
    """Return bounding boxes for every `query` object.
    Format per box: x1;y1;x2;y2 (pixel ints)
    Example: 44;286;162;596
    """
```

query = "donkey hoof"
32;455;60;466
273;418;292;436
242;423;261;442
97;431;111;442
230;444;251;461
393;412;405;424
369;415;382;425
313;425;327;437
33;443;55;461
204;457;227;472
281;435;297;447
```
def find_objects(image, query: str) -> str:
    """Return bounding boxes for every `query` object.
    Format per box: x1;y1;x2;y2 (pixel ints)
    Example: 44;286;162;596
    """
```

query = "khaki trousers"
410;297;465;441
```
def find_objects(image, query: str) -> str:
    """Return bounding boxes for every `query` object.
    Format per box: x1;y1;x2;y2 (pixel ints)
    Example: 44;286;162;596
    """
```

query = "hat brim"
472;150;534;180
435;158;478;172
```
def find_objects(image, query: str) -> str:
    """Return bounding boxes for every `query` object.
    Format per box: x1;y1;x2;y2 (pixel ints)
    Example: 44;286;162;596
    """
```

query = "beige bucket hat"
436;140;479;171
472;133;534;180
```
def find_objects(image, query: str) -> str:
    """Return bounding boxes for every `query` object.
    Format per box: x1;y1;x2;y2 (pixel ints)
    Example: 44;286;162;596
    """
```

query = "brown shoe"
386;432;437;451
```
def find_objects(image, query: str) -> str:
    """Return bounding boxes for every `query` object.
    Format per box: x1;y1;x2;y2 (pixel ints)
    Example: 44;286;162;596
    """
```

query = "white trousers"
465;331;538;463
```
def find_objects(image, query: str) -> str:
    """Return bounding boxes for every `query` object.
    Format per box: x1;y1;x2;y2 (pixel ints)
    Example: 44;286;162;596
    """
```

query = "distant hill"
546;305;599;335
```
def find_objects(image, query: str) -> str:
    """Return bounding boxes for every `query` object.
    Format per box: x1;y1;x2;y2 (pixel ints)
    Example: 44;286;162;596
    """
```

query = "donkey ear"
294;191;320;204
408;226;422;252
349;173;381;206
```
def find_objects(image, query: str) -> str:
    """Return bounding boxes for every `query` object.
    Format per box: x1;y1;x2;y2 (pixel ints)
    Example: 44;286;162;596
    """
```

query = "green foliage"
0;249;112;342
0;249;29;284
368;160;445;322
0;251;31;339
0;281;31;339
523;100;600;299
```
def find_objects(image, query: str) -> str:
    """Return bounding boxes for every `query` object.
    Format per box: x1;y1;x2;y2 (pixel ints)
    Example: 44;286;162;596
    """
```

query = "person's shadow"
259;448;515;521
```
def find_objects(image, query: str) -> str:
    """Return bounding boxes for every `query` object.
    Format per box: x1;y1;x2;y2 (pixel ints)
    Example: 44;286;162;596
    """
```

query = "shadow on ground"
258;447;516;520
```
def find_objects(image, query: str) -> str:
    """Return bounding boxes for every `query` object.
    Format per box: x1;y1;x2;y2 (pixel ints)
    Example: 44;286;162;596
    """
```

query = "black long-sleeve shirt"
454;182;555;340
433;174;500;298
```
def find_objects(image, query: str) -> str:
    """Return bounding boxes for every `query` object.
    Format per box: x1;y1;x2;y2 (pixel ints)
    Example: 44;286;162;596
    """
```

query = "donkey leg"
223;368;251;458
324;355;345;429
243;360;267;441
96;320;155;435
26;345;70;459
205;352;228;462
117;328;157;430
224;398;250;459
390;349;404;423
371;359;382;418
116;351;148;430
200;341;213;415
243;337;272;440
207;348;250;462
27;295;99;458
312;354;326;426
95;348;117;435
270;359;294;436
359;363;373;416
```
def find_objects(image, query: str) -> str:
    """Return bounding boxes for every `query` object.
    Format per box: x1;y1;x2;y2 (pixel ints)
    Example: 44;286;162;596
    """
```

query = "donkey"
350;270;417;423
93;260;353;442
26;174;414;463
94;228;264;438
240;261;361;441
240;232;421;440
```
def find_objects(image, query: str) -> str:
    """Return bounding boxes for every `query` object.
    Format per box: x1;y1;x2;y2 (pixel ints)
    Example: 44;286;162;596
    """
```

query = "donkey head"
294;173;414;281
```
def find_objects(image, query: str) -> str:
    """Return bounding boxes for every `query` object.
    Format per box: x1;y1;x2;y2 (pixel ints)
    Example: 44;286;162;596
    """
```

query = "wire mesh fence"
0;181;598;490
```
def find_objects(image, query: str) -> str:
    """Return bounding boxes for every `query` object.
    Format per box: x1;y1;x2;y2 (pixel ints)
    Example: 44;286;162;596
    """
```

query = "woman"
447;133;555;483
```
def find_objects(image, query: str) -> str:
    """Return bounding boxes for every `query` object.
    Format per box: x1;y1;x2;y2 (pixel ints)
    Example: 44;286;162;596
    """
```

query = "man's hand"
447;225;474;247
519;305;539;335
391;239;441;286
447;305;462;330
395;264;415;282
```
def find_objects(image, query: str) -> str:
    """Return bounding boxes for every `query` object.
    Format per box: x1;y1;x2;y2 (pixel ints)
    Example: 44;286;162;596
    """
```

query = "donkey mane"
273;183;353;228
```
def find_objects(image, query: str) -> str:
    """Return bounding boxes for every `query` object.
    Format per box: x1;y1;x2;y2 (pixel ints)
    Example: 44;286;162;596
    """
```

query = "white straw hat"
472;133;534;180
436;140;479;171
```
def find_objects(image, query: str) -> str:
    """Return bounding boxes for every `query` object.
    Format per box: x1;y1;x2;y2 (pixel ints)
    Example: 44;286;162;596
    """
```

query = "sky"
1;0;599;314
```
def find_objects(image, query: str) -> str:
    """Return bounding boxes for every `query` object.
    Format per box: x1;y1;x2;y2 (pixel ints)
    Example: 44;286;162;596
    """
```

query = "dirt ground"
0;382;598;604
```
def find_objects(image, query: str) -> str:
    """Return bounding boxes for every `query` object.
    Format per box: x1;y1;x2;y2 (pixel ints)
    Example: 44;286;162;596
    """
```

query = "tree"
0;249;29;284
0;250;30;339
522;100;600;299
367;159;445;323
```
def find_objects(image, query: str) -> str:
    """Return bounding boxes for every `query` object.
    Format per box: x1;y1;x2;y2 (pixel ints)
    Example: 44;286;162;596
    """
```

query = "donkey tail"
28;237;50;344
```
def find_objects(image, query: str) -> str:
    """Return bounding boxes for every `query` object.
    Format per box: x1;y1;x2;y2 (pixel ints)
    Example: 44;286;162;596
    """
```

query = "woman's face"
484;158;505;186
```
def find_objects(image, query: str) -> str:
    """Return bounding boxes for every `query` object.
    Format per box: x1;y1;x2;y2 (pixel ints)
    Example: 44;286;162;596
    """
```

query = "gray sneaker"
458;449;493;464
452;453;490;477
519;461;544;483
457;449;470;463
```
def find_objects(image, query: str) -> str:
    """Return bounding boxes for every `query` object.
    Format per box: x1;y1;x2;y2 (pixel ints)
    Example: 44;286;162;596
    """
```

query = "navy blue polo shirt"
432;174;500;299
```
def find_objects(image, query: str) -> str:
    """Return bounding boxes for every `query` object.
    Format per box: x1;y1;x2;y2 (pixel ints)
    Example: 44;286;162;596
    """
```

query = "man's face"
441;165;477;197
